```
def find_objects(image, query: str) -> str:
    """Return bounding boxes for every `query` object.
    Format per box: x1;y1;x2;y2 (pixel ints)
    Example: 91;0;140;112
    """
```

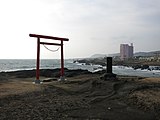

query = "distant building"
120;43;134;60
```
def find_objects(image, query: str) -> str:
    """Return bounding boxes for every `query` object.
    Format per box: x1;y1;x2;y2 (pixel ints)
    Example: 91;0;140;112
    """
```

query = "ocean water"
0;59;94;72
0;59;160;78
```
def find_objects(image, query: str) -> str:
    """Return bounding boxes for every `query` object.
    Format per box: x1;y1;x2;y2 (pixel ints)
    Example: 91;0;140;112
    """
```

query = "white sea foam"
0;59;160;77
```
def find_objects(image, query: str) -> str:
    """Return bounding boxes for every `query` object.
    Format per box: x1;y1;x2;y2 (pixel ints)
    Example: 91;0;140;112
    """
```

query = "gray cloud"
1;0;160;58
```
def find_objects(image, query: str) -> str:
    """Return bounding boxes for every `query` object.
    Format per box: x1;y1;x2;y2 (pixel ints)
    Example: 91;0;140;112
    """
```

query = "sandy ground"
0;70;160;120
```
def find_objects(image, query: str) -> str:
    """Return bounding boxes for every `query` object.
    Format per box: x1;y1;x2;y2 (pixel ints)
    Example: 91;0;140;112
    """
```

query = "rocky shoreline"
0;69;160;120
74;58;160;71
0;68;92;79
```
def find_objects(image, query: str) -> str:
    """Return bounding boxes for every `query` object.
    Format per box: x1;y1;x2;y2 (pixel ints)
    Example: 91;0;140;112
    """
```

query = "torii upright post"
29;34;69;84
36;37;40;81
60;40;65;80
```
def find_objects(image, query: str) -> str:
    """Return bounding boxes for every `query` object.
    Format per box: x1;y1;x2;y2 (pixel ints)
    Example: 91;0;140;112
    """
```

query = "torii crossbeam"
29;34;69;83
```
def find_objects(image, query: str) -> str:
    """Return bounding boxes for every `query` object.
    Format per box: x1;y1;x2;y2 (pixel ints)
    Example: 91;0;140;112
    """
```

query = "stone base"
100;73;117;80
58;76;67;81
33;80;43;84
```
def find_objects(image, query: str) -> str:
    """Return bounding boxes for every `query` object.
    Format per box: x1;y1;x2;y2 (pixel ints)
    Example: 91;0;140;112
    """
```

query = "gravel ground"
0;70;160;120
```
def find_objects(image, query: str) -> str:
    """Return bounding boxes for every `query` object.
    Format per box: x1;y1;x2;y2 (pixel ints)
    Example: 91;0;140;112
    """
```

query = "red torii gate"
29;34;69;83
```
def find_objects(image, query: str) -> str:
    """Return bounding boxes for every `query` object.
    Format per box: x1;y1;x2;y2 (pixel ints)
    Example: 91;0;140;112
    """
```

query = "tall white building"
120;43;134;60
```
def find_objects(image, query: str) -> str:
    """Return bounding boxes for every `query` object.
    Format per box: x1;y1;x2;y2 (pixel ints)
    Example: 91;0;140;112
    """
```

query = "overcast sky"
0;0;160;59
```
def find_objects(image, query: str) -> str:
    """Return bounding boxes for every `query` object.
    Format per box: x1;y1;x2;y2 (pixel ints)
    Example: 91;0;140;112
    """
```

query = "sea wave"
0;59;160;77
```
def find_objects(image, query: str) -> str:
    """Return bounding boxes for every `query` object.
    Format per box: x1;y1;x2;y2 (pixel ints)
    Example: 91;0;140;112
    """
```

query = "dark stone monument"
101;57;117;80
107;57;112;73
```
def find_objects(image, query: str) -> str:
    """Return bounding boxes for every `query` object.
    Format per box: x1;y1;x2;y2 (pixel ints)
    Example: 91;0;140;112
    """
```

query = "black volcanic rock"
0;69;92;79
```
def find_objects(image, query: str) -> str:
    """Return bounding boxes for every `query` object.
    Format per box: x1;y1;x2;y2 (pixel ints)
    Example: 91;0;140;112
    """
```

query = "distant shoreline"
75;58;160;69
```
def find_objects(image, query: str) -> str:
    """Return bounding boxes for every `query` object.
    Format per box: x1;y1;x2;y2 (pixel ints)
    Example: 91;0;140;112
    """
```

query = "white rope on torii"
42;44;60;52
